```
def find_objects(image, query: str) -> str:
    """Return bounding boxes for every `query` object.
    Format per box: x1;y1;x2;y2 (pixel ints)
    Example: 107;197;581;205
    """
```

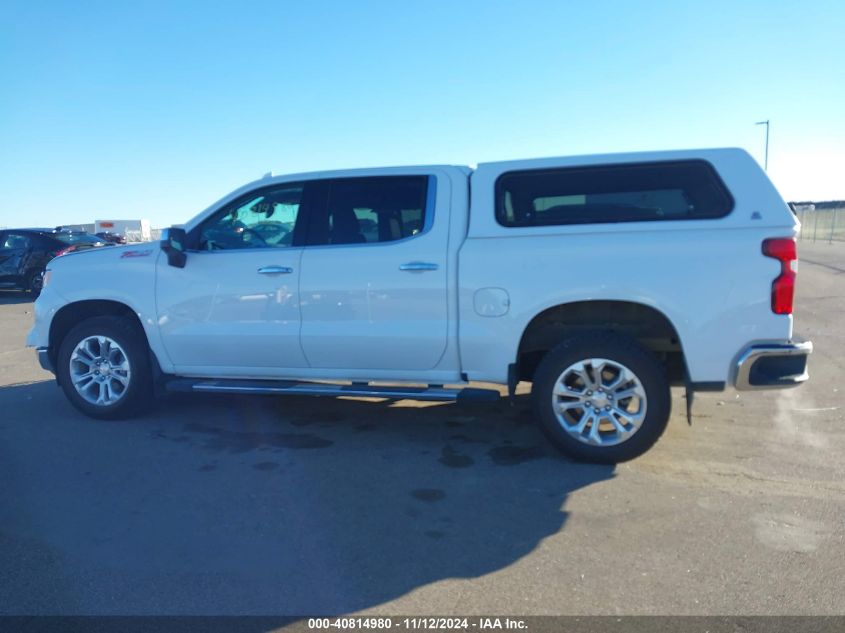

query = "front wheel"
56;316;154;419
532;333;671;463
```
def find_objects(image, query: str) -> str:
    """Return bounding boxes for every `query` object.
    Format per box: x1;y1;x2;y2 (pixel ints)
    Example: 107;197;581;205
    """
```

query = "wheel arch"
48;300;156;371
516;300;687;385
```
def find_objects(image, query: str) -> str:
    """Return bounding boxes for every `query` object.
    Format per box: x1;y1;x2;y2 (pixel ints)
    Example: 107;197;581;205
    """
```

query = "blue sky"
1;0;843;229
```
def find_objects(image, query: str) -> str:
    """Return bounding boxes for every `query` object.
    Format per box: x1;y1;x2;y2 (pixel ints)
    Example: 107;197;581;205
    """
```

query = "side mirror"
160;227;187;268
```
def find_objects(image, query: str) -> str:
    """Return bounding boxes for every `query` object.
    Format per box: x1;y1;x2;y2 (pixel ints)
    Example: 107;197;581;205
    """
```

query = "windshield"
52;232;107;245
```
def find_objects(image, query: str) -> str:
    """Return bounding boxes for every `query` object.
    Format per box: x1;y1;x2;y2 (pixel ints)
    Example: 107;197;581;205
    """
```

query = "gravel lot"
1;243;843;616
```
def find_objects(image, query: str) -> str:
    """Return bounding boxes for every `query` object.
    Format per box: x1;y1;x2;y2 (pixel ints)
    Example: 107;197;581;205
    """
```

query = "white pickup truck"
27;148;812;462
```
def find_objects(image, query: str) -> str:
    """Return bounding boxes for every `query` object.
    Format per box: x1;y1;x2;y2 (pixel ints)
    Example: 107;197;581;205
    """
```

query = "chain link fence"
795;205;845;243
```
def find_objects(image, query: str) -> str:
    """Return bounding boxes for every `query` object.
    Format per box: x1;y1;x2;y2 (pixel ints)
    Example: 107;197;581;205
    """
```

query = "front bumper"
735;340;812;390
36;347;55;374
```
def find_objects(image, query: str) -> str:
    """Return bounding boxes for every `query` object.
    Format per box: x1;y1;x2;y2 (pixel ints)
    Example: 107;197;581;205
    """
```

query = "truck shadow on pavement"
1;380;614;615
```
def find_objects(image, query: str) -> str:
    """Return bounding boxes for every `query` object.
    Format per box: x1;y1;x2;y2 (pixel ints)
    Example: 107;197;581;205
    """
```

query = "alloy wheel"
551;357;647;446
69;335;132;406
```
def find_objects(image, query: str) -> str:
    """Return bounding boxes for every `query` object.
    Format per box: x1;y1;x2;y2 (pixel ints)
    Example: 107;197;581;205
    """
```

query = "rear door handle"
257;265;294;275
399;262;439;272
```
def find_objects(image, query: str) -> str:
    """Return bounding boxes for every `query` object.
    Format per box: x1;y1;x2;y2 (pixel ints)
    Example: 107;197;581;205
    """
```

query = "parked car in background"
95;219;152;242
0;229;110;296
96;231;128;245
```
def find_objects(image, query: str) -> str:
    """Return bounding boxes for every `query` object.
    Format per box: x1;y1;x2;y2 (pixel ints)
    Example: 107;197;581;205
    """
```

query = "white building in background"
95;219;152;242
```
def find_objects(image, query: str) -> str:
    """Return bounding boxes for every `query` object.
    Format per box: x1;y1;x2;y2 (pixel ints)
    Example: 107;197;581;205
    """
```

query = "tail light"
762;237;797;315
52;245;77;258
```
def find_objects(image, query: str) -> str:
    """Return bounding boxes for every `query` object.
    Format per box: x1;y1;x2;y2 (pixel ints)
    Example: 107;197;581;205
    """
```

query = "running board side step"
164;379;501;404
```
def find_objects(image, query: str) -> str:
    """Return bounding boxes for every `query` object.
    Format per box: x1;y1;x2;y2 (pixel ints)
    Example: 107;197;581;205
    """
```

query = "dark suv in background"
0;229;110;296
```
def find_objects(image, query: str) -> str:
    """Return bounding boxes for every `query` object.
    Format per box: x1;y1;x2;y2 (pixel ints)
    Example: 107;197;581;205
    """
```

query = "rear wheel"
26;269;44;297
532;332;671;463
57;316;153;419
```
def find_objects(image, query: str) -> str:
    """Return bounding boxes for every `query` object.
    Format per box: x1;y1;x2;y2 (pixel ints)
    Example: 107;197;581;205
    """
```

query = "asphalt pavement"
1;242;843;615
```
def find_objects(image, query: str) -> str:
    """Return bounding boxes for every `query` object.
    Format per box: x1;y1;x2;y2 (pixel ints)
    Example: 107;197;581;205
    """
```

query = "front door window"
199;185;303;250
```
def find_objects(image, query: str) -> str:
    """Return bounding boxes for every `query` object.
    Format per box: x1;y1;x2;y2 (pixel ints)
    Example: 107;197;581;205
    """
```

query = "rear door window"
304;176;430;246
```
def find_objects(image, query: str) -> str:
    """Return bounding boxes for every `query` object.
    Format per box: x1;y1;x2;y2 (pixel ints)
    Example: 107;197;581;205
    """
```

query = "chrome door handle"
257;265;294;275
399;262;439;272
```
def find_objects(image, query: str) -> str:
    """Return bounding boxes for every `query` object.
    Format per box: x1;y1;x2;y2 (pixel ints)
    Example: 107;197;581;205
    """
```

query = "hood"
44;241;162;303
48;242;162;278
52;242;159;263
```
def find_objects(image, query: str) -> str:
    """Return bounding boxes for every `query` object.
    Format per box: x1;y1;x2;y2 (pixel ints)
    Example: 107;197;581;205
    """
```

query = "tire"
532;332;671;463
56;316;154;419
26;269;44;297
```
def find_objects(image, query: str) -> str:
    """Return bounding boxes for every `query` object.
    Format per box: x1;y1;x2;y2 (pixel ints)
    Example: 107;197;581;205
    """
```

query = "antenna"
755;120;770;171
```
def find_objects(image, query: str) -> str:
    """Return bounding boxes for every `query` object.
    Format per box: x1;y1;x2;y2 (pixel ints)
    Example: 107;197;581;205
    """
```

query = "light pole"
756;120;770;170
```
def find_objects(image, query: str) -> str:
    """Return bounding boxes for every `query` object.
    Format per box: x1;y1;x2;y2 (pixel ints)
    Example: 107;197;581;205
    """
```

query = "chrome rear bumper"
735;340;812;390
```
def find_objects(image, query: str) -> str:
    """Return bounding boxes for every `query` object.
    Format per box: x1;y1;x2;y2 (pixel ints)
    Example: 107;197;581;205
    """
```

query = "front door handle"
257;265;294;275
399;262;439;272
